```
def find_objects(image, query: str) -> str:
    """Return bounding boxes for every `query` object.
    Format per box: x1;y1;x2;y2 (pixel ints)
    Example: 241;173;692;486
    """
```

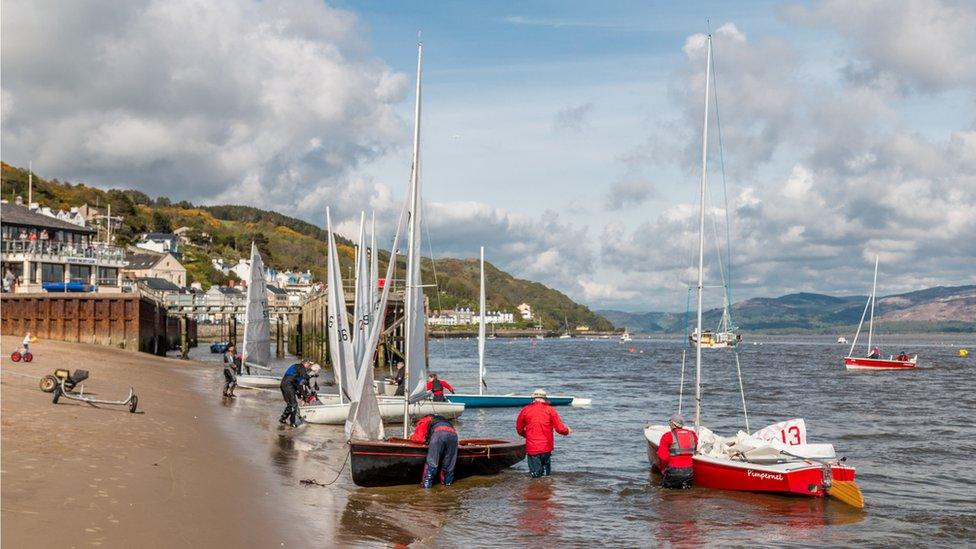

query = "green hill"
0;162;612;331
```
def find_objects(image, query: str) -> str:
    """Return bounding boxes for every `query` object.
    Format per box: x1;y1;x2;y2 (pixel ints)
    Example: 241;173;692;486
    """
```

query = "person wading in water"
657;413;698;489
515;389;571;478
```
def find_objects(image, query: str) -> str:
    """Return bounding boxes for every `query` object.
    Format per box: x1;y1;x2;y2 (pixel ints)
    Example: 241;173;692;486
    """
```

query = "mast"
241;244;251;370
28;161;33;208
866;255;879;353
694;35;712;434
403;37;423;437
479;246;486;395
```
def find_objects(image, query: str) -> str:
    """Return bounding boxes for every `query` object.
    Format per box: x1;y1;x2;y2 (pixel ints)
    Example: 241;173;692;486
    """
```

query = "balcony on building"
1;202;126;293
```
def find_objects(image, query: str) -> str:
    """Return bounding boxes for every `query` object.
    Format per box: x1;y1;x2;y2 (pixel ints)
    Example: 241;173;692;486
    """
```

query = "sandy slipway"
0;336;308;548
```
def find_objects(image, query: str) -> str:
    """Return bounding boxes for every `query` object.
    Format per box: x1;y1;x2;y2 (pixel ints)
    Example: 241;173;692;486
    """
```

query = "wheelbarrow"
49;370;139;413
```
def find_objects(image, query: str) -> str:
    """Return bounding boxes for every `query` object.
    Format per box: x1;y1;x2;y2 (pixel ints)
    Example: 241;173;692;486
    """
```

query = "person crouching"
657;413;697;489
279;359;318;427
410;414;458;488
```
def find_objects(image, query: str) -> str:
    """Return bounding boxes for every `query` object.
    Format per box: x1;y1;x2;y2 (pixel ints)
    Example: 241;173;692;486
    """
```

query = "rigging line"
710;42;736;328
732;350;750;433
300;443;351;487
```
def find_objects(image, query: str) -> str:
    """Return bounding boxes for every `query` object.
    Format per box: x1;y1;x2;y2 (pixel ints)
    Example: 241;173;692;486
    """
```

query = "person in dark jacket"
515;389;571;478
393;362;406;396
222;344;239;398
279;359;318;426
410;414;458;488
425;373;455;402
656;413;698;489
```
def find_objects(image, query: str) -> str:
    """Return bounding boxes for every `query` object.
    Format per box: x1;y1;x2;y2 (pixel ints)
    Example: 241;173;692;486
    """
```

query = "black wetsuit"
279;363;309;426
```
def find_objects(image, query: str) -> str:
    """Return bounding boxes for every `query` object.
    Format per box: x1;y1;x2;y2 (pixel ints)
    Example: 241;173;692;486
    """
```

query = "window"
69;264;91;283
97;267;118;286
38;263;65;283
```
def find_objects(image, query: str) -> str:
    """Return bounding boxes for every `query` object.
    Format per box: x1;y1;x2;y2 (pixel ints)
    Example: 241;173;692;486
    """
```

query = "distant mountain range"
599;285;976;334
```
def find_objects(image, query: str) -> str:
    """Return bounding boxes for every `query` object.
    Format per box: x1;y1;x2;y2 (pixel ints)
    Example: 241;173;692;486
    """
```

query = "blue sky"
3;0;975;311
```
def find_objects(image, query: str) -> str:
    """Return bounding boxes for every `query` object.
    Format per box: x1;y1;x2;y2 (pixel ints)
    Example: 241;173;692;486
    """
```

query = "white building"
517;302;532;320
135;233;180;256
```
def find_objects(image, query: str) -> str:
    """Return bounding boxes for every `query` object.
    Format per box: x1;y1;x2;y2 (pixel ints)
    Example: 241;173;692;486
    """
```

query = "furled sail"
352;212;371;369
326;208;356;402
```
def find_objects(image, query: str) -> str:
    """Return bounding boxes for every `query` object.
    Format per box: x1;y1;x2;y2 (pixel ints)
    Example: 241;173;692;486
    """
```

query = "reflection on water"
182;334;975;545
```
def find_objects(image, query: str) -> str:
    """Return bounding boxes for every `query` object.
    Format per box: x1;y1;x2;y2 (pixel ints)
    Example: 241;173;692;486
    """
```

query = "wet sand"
0;336;307;548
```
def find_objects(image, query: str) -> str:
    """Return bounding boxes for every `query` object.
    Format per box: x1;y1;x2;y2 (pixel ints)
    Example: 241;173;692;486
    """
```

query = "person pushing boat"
657;414;697;489
515;389;571;478
410;414;459;488
278;359;319;427
426;373;456;402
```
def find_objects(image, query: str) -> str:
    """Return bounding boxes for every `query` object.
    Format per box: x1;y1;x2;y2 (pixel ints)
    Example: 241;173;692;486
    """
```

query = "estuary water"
185;334;976;547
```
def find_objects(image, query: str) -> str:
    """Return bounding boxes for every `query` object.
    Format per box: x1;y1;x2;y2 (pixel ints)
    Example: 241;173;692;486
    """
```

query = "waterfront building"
517;302;533;320
0;202;126;292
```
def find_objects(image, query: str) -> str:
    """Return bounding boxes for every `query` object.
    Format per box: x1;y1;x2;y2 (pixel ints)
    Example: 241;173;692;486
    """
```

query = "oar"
827;480;864;509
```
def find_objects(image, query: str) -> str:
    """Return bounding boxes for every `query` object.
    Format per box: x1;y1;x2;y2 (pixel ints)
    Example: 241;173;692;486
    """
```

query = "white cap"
532;388;547;399
309;363;322;374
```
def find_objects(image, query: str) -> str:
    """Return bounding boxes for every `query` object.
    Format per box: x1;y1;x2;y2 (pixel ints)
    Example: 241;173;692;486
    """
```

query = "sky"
2;0;975;312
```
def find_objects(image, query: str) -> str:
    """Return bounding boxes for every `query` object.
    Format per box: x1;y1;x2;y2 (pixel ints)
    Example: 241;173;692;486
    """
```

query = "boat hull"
350;438;525;487
236;374;282;388
645;433;855;498
446;394;576;408
844;356;916;370
300;399;464;425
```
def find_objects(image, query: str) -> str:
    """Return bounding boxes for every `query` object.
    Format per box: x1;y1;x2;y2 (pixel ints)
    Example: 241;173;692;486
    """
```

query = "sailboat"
348;40;522;487
299;209;463;425
534;324;545;340
689;298;740;348
642;34;862;507
619;330;632;343
236;243;281;388
559;316;572;339
843;256;917;370
446;247;587;408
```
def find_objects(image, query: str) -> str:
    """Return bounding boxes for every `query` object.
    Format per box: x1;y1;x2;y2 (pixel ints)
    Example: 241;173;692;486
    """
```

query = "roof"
137;277;182;292
142;232;176;241
267;285;288;295
218;286;243;295
0;203;96;234
125;252;165;270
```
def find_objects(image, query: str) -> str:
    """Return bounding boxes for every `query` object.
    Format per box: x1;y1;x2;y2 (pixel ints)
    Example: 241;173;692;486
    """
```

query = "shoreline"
0;336;308;547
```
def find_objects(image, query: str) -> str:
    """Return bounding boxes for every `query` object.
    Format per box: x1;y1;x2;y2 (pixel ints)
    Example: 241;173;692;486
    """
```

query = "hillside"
600;286;976;334
0;163;612;331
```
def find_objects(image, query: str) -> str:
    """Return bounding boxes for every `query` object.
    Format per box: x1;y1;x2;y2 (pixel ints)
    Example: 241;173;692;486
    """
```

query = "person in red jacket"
410;415;458;487
425;373;455;402
515;389;571;478
657;413;698;489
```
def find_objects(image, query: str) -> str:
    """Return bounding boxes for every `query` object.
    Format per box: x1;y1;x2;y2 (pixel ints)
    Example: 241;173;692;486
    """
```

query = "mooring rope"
299;443;351;487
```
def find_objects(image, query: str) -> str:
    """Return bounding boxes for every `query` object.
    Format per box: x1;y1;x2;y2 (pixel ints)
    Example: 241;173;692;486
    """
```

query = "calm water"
182;334;976;546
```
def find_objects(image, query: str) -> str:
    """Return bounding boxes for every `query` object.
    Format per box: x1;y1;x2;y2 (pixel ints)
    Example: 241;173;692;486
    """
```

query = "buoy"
627;347;637;353
961;349;970;357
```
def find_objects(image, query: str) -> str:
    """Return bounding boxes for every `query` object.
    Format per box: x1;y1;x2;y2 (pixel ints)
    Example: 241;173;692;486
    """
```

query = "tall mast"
866;255;879;353
694;35;712;434
28;161;33;208
479;246;486;395
403;37;423;437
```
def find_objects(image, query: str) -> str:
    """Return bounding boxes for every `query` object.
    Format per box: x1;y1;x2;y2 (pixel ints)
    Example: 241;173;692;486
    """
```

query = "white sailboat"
236;243;281;388
642;33;862;506
619;330;632;343
446;248;588;408
843;256;917;370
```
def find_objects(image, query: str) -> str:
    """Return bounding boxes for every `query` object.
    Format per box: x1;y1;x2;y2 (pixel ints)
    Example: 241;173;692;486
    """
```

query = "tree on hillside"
151;211;173;233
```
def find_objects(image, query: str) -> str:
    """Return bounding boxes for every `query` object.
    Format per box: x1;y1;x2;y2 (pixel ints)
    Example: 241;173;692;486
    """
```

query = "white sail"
242;242;271;370
478;246;486;395
405;40;428;399
326;208;356;403
346;212;406;441
352;212;371;368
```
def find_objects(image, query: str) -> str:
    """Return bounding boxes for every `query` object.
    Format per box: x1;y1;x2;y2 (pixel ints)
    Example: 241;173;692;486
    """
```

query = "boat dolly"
46;368;139;413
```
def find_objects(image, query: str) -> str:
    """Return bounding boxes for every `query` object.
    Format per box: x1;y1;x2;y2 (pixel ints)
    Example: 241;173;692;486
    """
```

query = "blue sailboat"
444;247;590;409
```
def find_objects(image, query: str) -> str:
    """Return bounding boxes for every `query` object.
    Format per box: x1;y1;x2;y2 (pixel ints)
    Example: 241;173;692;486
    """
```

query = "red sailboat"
643;33;863;508
843;256;917;370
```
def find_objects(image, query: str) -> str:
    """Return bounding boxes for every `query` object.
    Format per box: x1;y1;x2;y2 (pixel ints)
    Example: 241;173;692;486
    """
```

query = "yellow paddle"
827;480;864;509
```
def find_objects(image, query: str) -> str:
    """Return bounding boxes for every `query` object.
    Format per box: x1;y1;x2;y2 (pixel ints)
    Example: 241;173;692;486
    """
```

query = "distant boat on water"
837;336;848;344
843;256;917;371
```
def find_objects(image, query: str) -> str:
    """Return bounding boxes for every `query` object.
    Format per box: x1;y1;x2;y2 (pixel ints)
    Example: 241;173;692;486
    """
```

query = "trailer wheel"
129;395;139;414
52;386;62;404
39;375;58;393
23;352;33;363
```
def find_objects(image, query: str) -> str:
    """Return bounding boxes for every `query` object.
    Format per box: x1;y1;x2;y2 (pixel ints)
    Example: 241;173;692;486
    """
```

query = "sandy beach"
0;336;307;548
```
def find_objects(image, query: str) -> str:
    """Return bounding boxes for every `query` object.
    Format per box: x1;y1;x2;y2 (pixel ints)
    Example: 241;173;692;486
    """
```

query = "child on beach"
22;332;33;354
